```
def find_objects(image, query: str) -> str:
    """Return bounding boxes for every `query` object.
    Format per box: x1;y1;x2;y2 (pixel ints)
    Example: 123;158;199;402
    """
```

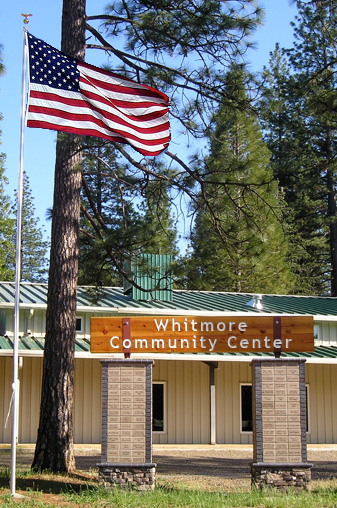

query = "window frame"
314;324;321;344
240;383;253;434
152;381;166;434
305;384;310;434
76;316;83;333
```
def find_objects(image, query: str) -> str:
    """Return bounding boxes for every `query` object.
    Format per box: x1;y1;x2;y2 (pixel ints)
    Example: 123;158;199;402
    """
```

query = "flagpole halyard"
10;18;30;499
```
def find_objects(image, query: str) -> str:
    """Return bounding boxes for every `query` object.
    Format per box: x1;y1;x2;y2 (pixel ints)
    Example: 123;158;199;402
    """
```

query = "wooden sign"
91;315;315;354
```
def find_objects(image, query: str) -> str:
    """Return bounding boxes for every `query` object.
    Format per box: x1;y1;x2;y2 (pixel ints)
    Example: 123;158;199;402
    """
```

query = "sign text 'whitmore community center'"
90;315;314;354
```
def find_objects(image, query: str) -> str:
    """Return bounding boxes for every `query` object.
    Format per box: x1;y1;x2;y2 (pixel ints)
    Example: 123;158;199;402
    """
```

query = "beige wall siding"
0;357;102;444
2;357;337;445
306;363;337;444
19;357;42;444
216;362;253;445
153;360;254;445
152;360;210;444
0;357;43;444
1;309;46;338
0;357;14;443
74;359;102;444
316;321;337;346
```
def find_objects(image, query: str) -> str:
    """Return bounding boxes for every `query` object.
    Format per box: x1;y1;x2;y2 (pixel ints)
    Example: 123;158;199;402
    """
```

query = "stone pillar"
251;358;312;490
98;359;156;490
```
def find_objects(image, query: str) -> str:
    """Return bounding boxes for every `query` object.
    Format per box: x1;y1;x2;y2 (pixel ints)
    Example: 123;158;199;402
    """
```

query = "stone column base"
98;463;156;491
251;463;312;490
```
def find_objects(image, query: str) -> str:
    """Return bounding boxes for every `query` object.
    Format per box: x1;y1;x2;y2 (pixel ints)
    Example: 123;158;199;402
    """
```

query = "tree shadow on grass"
0;468;98;494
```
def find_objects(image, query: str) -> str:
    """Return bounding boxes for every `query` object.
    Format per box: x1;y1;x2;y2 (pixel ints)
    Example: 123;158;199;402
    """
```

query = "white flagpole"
10;22;29;498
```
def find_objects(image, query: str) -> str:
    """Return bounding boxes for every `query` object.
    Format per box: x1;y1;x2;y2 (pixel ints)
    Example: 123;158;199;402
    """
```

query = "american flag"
26;33;170;156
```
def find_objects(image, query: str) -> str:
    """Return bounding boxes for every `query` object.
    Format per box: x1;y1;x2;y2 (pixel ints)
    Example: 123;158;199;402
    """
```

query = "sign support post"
250;358;312;490
98;359;156;490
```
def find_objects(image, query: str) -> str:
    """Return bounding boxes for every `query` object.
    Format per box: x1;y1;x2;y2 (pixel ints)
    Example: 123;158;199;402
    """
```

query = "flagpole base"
11;493;25;499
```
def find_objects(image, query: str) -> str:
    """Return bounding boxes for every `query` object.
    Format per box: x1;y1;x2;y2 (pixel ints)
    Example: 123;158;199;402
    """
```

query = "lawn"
1;468;337;507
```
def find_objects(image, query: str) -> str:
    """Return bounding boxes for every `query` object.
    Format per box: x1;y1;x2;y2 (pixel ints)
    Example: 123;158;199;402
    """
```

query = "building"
0;282;337;445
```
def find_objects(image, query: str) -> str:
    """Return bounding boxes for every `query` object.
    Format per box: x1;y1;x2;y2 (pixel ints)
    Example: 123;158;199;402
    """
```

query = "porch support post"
204;362;218;445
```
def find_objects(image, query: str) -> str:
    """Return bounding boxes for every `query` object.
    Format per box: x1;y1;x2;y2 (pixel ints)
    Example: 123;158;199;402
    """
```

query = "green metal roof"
0;335;336;361
0;282;336;316
0;335;90;353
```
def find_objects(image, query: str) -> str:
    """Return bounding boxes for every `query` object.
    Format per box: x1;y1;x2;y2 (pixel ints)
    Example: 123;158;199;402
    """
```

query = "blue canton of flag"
29;38;80;91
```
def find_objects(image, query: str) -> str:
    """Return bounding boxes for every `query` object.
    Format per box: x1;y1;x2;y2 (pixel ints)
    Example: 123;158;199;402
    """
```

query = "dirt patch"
155;449;252;491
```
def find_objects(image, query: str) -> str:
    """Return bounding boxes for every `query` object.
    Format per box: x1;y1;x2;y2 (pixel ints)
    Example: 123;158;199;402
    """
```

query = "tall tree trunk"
32;0;86;472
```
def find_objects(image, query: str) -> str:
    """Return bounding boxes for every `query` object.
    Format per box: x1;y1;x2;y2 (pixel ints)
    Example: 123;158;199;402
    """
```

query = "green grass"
1;469;337;507
64;483;337;508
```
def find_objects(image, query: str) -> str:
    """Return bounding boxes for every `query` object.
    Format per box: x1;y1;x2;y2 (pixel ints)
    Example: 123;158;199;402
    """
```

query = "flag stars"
28;33;80;91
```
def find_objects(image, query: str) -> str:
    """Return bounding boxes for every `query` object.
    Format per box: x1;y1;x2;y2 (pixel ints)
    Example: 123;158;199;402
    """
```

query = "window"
305;385;310;433
240;384;253;433
0;311;6;336
153;382;165;433
240;383;310;433
76;317;83;332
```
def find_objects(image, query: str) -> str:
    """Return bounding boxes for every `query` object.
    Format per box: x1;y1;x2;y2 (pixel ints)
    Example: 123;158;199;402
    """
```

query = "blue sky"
0;0;296;242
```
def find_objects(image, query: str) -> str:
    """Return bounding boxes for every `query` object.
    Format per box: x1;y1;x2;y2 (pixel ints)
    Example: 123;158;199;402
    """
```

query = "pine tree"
185;66;293;293
136;172;179;256
259;44;329;295
79;138;179;286
0;46;15;280
288;0;337;295
11;172;49;282
79;138;141;285
260;1;337;295
0;152;15;281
